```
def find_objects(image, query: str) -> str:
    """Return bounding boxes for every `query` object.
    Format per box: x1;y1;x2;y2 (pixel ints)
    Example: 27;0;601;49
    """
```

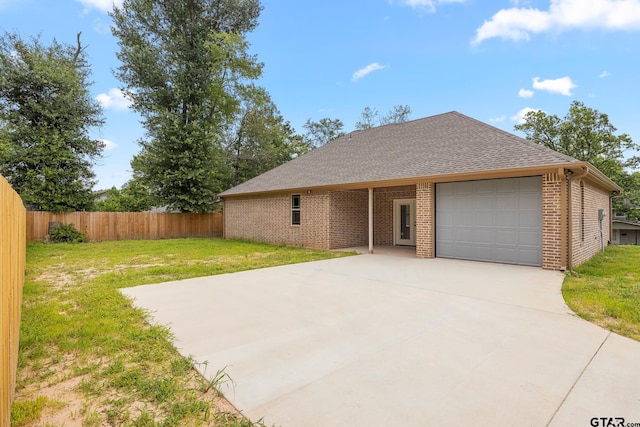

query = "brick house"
219;112;621;270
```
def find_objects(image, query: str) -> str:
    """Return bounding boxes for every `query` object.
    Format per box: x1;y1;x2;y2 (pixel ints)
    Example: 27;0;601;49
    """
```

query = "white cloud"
518;88;534;98
351;63;386;83
473;0;640;44
511;107;543;123
532;76;576;95
599;70;611;78
394;0;465;12
76;0;123;13
100;139;117;151
489;115;506;123
95;88;132;111
93;18;112;34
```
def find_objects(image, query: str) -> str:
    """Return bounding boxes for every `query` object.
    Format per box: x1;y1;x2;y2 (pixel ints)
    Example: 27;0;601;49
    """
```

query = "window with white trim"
291;194;301;225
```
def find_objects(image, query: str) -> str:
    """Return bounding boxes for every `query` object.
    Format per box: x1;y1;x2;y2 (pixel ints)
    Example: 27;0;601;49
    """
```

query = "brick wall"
542;172;564;270
373;186;416;245
224;192;331;249
571;179;611;267
416;182;434;258
329;190;369;249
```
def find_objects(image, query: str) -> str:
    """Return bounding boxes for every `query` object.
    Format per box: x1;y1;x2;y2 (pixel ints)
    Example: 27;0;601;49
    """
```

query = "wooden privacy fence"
1;175;26;427
27;211;223;242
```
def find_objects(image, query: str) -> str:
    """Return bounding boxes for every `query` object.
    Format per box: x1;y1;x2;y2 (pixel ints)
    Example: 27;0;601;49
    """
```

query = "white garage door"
435;177;542;266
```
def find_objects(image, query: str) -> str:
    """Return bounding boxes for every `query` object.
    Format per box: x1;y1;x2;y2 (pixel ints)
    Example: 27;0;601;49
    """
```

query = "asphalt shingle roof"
220;111;581;196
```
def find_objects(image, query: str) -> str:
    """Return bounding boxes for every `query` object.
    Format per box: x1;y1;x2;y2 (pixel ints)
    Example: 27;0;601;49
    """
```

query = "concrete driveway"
122;255;640;426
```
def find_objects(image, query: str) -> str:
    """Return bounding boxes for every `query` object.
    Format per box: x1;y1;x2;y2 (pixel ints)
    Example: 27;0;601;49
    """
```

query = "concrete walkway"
121;255;640;426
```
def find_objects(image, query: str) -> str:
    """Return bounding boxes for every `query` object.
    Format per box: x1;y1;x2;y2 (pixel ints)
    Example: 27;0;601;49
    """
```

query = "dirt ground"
14;356;244;426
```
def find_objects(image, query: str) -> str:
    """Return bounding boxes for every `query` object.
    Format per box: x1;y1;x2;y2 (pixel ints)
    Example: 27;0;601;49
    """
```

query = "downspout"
608;190;619;246
567;165;589;271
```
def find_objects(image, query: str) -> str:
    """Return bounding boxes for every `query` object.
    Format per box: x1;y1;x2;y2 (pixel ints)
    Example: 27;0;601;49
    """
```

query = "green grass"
13;238;352;426
10;396;61;426
563;245;640;342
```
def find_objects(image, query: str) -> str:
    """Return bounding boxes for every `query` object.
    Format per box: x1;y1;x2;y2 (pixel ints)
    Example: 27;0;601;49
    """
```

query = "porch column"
368;187;374;254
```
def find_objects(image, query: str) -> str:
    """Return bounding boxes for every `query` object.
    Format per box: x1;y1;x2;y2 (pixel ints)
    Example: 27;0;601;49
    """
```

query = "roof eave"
572;162;623;194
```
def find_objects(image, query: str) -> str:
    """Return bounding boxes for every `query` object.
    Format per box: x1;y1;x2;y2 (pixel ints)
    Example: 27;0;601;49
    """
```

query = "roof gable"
220;111;581;196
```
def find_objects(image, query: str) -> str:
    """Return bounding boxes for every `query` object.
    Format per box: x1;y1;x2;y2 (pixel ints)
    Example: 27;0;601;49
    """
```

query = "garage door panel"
454;196;472;209
518;248;541;266
454;212;473;226
519;194;540;209
436;177;542;267
454;227;473;242
455;181;475;194
519;176;542;192
437;243;454;257
475;180;494;193
496;196;517;209
496;179;518;193
455;244;486;261
519;212;541;228
519;230;541;246
474;196;494;210
440;197;453;211
475;212;494;227
495;229;518;244
495;248;518;263
474;229;495;244
496;211;518;226
472;244;496;261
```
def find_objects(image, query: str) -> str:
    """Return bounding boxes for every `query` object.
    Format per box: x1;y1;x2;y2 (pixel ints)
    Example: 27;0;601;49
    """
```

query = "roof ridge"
347;111;460;136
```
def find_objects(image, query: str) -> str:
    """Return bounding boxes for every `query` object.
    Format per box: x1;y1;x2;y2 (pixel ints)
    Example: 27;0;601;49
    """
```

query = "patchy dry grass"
13;238;352;426
563;245;640;342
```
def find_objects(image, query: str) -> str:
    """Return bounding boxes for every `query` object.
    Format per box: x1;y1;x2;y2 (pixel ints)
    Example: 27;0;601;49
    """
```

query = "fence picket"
26;211;223;242
0;175;26;426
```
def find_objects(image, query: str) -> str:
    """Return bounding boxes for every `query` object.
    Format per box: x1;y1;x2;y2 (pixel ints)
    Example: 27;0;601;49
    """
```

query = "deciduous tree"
0;32;104;212
355;105;412;130
302;117;344;148
224;87;307;187
93;178;159;212
515;101;640;220
111;0;262;212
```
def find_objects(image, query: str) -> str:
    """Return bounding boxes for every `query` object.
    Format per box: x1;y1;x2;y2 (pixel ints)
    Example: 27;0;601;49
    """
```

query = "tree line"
0;0;638;218
0;0;413;213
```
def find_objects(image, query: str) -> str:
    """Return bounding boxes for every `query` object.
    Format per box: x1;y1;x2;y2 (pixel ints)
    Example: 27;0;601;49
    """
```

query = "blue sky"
1;0;639;189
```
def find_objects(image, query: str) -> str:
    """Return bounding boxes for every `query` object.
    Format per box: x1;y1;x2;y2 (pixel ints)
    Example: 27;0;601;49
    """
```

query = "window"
291;194;301;225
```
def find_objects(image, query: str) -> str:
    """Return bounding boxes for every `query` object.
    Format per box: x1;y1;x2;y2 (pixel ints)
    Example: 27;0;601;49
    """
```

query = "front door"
393;199;416;246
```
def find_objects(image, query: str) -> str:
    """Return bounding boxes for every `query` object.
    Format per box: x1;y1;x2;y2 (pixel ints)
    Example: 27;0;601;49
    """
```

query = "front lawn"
13;238;352;426
563;245;640;342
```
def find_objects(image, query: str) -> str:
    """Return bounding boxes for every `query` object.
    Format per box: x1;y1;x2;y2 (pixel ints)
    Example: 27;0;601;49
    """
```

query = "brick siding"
224;192;331;249
329;190;369;249
416;182;434;258
542;172;564;270
571;179;611;267
373;186;416;245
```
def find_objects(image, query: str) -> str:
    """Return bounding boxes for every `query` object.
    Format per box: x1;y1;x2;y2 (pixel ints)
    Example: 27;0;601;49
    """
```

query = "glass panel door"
400;204;411;240
394;199;416;246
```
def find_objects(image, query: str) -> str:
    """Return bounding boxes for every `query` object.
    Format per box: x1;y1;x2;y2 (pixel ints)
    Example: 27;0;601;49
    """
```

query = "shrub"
49;223;88;243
